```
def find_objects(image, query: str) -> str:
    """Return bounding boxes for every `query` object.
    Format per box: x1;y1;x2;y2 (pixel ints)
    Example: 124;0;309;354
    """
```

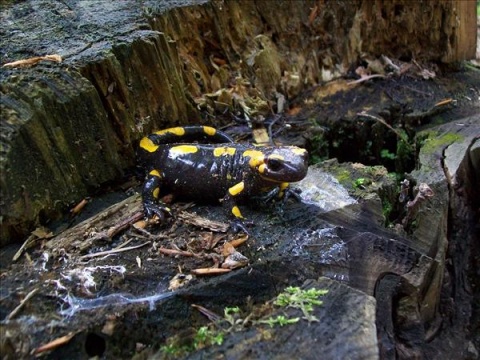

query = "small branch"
79;242;150;260
347;74;386;85
357;111;413;151
158;247;194;257
3;54;62;68
33;332;78;355
6;288;39;320
106;211;144;238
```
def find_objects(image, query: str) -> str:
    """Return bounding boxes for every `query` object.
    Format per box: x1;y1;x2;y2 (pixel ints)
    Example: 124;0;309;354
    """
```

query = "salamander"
138;126;308;229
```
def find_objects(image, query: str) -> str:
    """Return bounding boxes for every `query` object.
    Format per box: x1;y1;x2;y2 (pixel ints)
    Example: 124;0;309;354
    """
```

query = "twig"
192;304;223;322
6;288;39;320
33;332;78;355
3;54;62;68
12;234;37;262
106;211;144;237
347;74;386;85
79;242;150;260
158;247;194;257
114;238;135;250
357;111;413;151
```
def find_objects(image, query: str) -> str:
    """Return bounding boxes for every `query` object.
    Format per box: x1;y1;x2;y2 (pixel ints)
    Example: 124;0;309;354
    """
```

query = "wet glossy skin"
138;126;309;221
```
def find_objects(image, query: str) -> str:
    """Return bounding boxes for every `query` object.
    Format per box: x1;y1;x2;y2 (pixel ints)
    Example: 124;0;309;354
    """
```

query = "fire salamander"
138;126;309;230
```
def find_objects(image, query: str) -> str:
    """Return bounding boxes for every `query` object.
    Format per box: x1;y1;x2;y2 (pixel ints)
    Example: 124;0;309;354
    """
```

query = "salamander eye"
266;158;283;171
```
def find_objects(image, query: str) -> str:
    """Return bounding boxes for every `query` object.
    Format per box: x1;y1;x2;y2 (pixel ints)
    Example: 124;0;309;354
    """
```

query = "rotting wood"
175;211;230;233
44;194;143;255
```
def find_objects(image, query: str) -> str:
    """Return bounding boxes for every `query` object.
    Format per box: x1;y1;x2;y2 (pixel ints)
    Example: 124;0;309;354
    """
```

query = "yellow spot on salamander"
213;147;236;157
278;182;289;197
228;181;245;196
268;154;285;161
203;126;216;136
169;145;198;157
258;163;266;174
149;170;162;177
139;137;159;153
154;127;186;136
153;187;160;199
292;147;307;155
243;149;265;168
232;206;243;219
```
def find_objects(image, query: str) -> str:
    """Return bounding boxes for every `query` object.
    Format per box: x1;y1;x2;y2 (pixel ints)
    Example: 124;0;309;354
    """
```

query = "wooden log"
0;0;476;244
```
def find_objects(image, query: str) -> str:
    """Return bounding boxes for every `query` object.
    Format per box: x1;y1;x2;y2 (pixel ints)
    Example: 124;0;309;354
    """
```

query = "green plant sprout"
258;315;300;328
274;286;329;322
194;326;224;348
160;287;328;356
224;306;241;326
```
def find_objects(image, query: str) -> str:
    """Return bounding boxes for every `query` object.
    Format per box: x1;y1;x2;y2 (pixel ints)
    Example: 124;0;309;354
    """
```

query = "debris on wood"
32;332;78;355
70;198;89;215
191;268;231;276
229;234;249;248
6;288;39;320
192;303;222;322
44;194;143;255
252;126;271;145
176;210;229;232
78;242;150;260
169;272;194;291
3;54;62;68
221;242;249;270
13;227;53;262
158;247;195;257
402;183;435;227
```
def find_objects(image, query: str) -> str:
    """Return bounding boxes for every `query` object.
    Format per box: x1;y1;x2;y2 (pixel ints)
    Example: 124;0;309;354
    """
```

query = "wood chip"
191;268;231;275
252;127;270;145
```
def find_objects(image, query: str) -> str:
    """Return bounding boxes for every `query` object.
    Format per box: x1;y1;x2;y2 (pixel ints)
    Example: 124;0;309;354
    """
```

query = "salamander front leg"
222;181;253;233
142;169;172;221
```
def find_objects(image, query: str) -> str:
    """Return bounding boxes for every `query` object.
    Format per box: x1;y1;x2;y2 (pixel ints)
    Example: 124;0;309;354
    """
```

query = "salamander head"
244;146;309;183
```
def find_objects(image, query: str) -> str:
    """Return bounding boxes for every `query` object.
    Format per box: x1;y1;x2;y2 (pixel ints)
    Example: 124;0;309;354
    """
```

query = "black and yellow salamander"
138;126;308;229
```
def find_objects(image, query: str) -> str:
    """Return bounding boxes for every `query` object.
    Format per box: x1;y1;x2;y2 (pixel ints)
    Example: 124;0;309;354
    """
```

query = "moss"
334;169;353;186
420;131;463;154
